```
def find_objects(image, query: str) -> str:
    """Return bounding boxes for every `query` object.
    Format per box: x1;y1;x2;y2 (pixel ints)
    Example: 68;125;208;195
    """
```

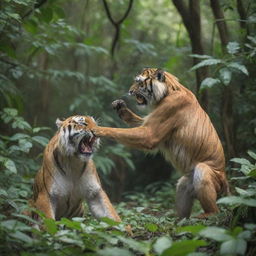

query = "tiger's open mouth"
135;94;147;105
78;135;97;156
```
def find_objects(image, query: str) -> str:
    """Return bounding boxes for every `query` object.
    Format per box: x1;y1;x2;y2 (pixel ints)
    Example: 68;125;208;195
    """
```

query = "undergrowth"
0;109;256;256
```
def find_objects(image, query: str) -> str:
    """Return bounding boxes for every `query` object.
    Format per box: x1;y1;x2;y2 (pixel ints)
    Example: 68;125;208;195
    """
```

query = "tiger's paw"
112;99;127;111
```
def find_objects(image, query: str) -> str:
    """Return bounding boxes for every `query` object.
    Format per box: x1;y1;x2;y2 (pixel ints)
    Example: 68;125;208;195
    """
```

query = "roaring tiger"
32;115;121;222
92;68;230;219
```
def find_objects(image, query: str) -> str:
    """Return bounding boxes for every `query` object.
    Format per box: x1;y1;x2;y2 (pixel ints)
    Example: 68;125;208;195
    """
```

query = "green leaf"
230;158;251;166
0;189;8;197
176;225;206;235
58;218;81;230
1;220;30;231
220;239;246;255
145;223;158;232
199;227;232;242
235;187;255;197
227;42;240;54
153;236;172;255
19;139;33;153
97;248;133;256
200;78;220;89
238;230;252;240
0;44;16;58
32;136;49;147
3;108;18;118
8;12;20;21
4;159;17;174
244;224;256;230
218;196;256;207
248;169;256;178
10;231;33;244
23;20;38;34
10;133;30;141
247;151;256;160
227;62;249;76
117;236;150;254
219;68;232;85
190;54;212;59
53;6;66;19
44;218;57;235
162;240;207;256
40;7;53;23
190;59;222;71
100;217;120;227
32;127;51;133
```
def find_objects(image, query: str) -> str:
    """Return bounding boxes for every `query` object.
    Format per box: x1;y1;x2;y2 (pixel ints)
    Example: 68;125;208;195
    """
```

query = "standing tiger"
32;115;121;222
92;68;230;218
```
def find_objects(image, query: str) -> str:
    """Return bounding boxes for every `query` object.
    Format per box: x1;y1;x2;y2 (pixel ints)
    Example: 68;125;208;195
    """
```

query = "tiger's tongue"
81;142;92;153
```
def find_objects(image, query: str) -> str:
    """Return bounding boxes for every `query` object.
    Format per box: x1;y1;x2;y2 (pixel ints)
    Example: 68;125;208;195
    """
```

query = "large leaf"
4;159;17;174
18;139;33;153
190;54;212;59
200;78;220;89
176;225;206;235
32;136;49;147
9;231;33;244
145;223;158;232
220;238;247;255
227;62;249;76
230;158;251;166
153;236;172;255
217;196;256;207
161;240;207;256
227;42;240;55
219;68;232;85
97;248;133;256
247;151;256;160
190;59;222;71
117;236;150;254
199;227;232;242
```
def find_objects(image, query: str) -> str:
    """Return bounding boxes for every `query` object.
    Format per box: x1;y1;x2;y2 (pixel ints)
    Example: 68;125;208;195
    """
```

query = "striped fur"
93;68;230;218
32;115;121;223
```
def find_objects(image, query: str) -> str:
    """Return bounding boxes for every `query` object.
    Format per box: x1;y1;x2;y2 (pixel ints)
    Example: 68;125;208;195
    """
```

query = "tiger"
31;115;121;223
91;68;230;219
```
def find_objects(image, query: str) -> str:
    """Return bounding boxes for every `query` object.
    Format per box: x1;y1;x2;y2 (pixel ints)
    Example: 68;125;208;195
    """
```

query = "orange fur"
32;115;121;223
92;68;230;218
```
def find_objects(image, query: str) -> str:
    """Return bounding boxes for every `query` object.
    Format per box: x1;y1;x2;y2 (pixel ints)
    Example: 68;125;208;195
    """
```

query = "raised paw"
112;99;127;111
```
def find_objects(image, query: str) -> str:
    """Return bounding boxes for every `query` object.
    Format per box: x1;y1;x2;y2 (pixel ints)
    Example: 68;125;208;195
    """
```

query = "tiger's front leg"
92;125;156;150
112;99;143;127
86;188;121;222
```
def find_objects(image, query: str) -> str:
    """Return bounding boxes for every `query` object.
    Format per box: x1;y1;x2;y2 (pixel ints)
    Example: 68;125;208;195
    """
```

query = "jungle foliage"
0;0;256;255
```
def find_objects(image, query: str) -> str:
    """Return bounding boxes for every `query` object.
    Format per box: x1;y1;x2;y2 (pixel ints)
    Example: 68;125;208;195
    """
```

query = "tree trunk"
40;53;50;123
209;0;236;159
172;0;208;110
210;0;229;50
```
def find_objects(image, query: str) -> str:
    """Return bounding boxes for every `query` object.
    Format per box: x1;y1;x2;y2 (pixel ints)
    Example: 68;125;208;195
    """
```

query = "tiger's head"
129;68;180;106
55;115;100;161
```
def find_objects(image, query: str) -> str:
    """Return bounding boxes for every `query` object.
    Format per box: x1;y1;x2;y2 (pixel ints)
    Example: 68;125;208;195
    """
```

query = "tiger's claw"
112;99;127;111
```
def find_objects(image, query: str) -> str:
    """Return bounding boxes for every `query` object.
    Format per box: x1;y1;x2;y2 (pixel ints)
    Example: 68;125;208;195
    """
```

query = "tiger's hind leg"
193;163;220;218
176;175;195;218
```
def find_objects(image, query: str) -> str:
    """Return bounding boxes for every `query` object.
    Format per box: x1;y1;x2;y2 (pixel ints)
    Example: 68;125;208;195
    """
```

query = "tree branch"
210;0;229;48
102;0;134;57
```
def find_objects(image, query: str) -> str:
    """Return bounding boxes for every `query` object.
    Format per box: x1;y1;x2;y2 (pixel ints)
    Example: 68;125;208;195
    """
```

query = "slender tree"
102;0;134;57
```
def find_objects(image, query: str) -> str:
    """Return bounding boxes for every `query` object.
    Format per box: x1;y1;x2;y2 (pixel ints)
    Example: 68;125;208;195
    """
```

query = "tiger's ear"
155;69;165;82
56;118;63;128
